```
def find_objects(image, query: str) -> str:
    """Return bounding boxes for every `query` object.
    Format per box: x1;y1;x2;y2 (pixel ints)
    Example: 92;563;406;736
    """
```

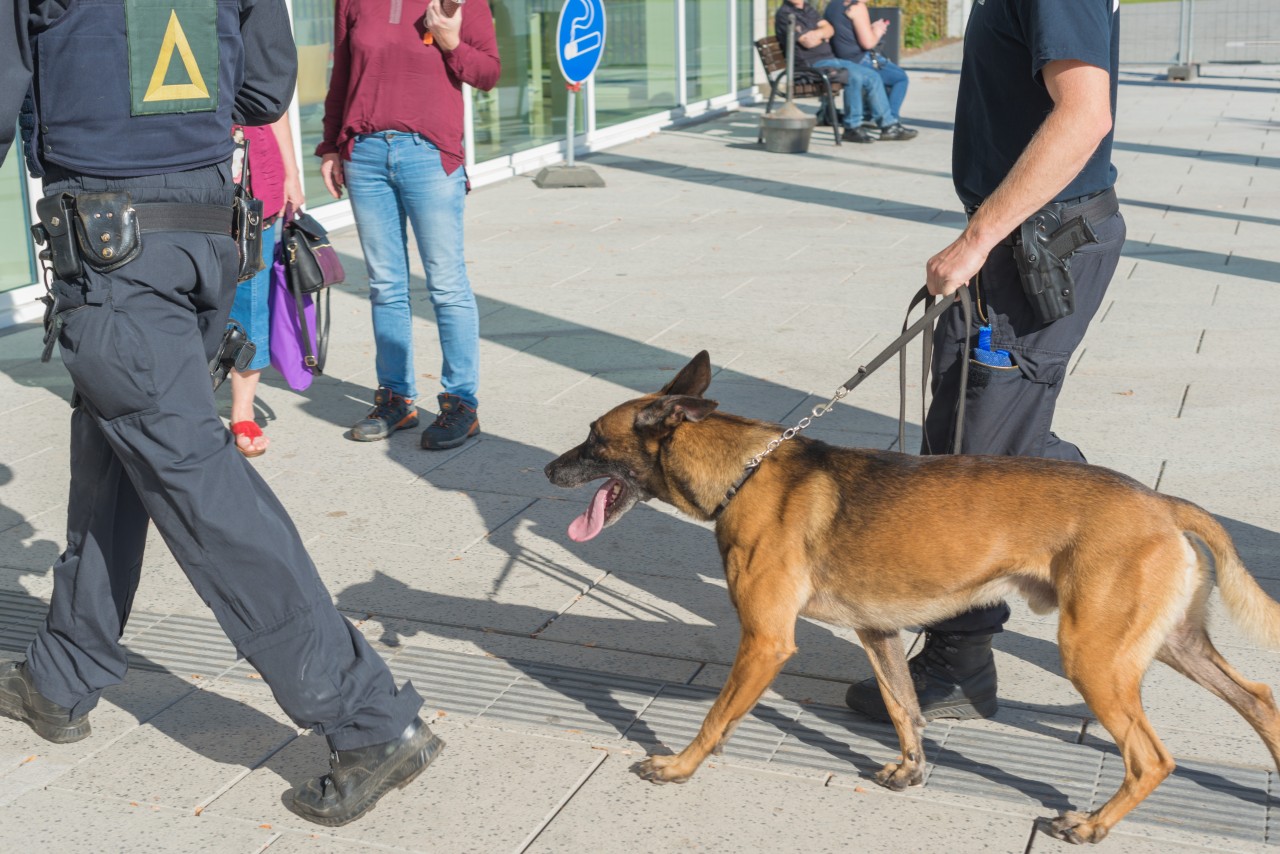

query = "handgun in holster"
210;321;256;391
1013;207;1100;325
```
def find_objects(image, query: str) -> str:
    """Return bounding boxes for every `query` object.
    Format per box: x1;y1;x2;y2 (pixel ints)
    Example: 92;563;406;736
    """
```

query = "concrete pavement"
2;51;1279;853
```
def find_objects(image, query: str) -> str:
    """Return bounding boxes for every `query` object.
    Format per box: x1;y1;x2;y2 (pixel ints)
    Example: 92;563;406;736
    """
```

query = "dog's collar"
712;462;762;519
713;287;974;521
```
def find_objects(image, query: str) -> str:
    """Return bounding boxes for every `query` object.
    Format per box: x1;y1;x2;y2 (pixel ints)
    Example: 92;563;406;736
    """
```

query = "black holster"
1012;204;1100;325
210;321;256;391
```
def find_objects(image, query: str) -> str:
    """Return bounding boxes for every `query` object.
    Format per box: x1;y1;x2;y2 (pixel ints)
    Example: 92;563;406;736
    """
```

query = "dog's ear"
636;395;719;431
659;351;712;397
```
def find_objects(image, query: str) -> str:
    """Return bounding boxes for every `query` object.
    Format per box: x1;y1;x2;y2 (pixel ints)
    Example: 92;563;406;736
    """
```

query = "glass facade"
475;0;583;162
293;0;338;210
738;0;755;90
0;146;34;294
686;0;732;103
595;0;679;129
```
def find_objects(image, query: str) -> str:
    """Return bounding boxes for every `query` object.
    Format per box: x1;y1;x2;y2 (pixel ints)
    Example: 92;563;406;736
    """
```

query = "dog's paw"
633;754;692;784
1044;811;1108;845
873;760;923;791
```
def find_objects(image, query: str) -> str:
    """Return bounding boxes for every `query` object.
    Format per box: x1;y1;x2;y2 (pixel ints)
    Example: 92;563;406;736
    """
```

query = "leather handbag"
282;211;345;295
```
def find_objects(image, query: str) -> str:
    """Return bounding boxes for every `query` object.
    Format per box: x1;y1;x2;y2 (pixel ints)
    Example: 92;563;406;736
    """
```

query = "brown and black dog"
544;350;1280;844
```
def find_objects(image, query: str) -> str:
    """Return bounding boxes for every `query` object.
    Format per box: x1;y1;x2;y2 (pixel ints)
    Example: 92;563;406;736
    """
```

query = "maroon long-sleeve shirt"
317;0;501;175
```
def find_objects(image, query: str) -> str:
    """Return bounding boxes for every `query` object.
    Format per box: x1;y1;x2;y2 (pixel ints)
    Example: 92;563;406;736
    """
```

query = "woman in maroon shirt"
318;0;500;448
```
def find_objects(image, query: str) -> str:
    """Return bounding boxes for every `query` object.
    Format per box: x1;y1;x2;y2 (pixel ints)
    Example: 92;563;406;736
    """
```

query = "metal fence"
1122;0;1280;66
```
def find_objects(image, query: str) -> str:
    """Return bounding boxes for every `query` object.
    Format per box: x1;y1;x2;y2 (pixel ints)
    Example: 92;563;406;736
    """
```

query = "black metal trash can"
869;6;903;65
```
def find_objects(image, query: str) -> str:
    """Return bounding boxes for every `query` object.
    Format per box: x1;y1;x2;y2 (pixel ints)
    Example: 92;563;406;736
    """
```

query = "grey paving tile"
205;726;607;854
924;723;1100;816
275;473;534;552
0;786;274;853
1087;753;1272;848
777;701;947;782
326;547;598;636
537;571;860;678
48;681;299;810
348;614;702;684
478;663;664;743
527;755;1033;854
620;683;800;770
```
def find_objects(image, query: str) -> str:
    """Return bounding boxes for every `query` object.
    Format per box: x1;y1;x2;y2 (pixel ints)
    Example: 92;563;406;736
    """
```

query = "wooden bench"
754;35;844;146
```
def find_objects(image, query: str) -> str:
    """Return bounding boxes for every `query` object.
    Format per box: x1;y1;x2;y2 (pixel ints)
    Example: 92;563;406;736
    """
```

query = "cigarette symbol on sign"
565;0;602;60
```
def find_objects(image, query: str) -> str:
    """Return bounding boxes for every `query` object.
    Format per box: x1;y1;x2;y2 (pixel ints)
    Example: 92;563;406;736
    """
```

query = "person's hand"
425;0;463;53
282;171;305;216
925;232;988;297
872;18;890;39
320;153;344;200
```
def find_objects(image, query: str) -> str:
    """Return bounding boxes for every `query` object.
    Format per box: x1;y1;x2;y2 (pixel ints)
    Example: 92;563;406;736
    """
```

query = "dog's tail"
1175;500;1280;649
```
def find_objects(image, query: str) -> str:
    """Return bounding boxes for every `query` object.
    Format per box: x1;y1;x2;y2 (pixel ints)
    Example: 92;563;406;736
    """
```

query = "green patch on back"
126;0;218;115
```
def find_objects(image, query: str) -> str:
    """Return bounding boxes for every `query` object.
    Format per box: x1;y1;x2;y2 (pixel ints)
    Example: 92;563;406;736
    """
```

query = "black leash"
712;285;973;518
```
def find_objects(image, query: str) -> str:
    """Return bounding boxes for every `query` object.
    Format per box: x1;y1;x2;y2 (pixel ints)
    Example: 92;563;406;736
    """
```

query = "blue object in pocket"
974;324;1013;368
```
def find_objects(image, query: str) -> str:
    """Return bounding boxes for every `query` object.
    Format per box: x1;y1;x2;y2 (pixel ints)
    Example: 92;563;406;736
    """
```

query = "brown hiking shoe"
351;387;418;442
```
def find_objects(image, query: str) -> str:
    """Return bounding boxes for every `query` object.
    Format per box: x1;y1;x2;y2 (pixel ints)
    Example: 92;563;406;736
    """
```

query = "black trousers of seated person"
24;165;422;750
921;209;1127;636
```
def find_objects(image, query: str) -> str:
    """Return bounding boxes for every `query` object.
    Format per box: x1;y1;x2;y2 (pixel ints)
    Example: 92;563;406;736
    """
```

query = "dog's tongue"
568;480;615;542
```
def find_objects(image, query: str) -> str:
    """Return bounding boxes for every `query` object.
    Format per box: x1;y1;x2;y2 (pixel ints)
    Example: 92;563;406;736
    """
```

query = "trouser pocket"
59;287;159;421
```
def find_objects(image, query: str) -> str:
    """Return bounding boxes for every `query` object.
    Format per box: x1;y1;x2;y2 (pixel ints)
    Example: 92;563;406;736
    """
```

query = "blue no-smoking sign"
556;0;606;84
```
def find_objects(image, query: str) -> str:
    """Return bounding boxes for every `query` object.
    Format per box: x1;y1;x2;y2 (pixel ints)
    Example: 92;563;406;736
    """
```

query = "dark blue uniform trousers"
921;209;1127;635
26;165;421;750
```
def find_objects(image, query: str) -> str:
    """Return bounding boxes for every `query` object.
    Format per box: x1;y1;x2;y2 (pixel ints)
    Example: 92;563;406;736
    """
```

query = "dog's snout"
545;447;578;485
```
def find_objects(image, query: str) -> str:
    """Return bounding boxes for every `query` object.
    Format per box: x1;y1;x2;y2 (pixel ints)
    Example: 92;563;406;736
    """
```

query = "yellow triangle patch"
143;10;210;102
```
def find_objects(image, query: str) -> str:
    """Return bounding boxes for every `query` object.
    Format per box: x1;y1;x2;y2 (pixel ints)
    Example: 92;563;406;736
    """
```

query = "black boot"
292;717;445;826
0;661;92;743
845;632;998;722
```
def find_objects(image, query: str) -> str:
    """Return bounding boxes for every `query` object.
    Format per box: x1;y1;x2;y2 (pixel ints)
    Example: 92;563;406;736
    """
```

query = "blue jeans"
861;53;909;120
345;131;478;407
812;57;897;128
229;221;276;371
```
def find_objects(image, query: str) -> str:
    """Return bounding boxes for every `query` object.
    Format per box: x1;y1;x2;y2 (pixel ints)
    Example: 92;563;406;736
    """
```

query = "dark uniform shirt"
774;2;835;66
953;0;1120;209
0;0;295;172
823;0;867;64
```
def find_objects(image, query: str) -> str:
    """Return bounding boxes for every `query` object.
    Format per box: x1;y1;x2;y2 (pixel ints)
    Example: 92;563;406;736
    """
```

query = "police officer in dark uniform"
844;0;1126;721
0;0;441;826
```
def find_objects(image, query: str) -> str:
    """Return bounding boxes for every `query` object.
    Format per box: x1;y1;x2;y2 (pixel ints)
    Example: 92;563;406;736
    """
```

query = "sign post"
534;0;606;189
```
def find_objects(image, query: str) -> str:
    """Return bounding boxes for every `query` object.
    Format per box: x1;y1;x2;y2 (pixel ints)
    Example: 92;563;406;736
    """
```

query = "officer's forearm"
964;62;1112;253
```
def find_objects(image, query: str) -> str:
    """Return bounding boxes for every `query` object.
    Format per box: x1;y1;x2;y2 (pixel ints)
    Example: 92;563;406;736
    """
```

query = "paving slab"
204;726;608;854
0;786;275;853
525;755;1034;854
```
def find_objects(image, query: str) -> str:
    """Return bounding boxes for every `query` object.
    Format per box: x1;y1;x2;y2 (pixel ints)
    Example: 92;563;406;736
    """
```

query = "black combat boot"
0;661;92;743
844;632;998;722
292;717;445;826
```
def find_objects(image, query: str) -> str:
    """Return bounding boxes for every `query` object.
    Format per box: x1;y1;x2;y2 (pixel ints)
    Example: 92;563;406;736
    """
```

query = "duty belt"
131;203;234;235
967;186;1120;244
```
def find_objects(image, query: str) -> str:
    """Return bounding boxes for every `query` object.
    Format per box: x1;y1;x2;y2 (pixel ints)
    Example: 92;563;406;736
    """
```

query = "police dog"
544;350;1280;844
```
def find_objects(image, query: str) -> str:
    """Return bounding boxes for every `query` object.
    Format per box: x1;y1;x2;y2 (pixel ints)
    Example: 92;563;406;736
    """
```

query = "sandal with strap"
230;420;268;458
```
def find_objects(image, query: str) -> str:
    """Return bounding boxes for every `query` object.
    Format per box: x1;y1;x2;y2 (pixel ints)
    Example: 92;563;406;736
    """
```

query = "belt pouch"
34;193;84;281
74;192;142;273
232;185;265;283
